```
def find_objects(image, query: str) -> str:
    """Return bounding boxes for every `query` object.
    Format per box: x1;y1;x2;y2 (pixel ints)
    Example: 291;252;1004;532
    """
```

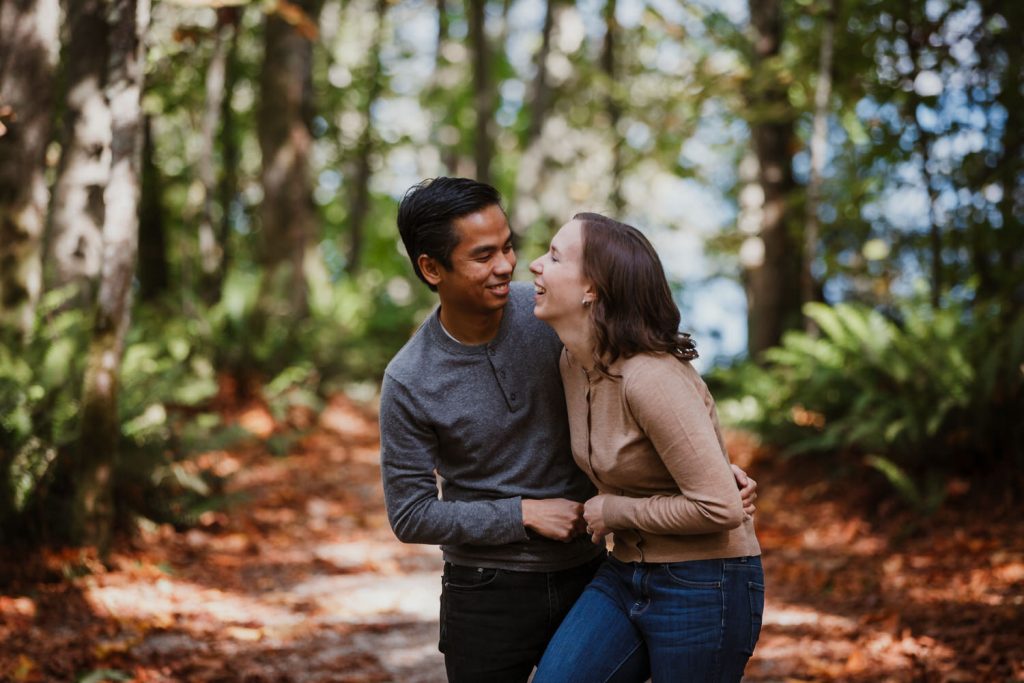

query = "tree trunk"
48;0;110;308
0;0;60;339
258;0;322;320
744;0;803;357
216;8;243;297
801;0;836;328
138;114;167;302
602;0;623;212
510;0;556;233
346;0;387;274
74;0;149;550
468;0;494;185
992;3;1024;312
197;15;231;301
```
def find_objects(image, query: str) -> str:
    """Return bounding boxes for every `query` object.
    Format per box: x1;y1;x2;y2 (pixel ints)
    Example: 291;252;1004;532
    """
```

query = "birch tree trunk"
744;0;803;357
258;0;321;320
48;0;110;304
0;0;60;339
74;0;149;550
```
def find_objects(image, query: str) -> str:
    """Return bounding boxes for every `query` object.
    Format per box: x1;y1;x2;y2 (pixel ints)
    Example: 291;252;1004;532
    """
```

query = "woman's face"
529;219;593;325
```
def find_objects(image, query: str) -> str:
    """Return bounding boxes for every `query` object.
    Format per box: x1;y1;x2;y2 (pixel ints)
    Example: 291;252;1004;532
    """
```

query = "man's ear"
418;254;445;287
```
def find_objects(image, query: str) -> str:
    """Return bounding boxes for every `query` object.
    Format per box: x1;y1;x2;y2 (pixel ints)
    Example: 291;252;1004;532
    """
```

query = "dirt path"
2;397;1021;681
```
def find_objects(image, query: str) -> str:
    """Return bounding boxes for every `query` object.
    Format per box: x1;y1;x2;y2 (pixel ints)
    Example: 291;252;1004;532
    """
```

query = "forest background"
0;0;1022;673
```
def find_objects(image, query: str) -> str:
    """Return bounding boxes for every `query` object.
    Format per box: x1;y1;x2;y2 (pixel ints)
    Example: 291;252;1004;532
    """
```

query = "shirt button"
510;392;517;401
499;370;506;379
488;347;496;355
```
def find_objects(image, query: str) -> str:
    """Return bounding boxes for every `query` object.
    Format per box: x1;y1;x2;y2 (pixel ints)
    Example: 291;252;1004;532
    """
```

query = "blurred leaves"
714;300;1024;508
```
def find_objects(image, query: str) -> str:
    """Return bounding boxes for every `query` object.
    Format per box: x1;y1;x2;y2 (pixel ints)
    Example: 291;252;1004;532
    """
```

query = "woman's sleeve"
602;361;745;535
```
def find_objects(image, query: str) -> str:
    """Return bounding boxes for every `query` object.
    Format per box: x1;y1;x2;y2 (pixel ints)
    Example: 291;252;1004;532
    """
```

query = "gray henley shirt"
379;282;601;571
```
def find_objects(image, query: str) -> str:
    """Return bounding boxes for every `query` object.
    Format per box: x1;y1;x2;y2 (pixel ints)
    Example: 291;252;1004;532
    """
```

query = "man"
379;177;757;682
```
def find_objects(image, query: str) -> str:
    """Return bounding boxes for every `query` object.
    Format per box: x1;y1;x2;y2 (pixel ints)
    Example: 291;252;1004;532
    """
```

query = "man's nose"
495;251;515;274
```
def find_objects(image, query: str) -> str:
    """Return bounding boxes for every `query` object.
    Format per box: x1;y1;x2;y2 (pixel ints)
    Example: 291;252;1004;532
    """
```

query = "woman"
528;213;764;682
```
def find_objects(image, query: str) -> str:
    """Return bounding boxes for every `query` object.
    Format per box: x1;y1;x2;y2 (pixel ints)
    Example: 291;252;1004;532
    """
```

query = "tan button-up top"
560;350;761;563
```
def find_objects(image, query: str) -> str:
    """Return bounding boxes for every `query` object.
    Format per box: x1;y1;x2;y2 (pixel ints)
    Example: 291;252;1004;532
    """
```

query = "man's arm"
732;464;758;517
380;374;537;546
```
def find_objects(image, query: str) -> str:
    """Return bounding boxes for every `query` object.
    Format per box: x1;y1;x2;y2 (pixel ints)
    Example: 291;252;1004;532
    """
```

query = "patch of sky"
505;0;545;75
372;97;431;146
575;0;607;47
673;276;748;370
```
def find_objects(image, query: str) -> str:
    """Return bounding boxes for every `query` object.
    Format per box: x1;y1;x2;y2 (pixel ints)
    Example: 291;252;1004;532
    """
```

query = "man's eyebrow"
467;244;497;257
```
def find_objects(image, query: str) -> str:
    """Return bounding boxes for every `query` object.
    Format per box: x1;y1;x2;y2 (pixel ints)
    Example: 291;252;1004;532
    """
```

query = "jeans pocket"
444;565;500;590
748;581;765;654
662;559;723;589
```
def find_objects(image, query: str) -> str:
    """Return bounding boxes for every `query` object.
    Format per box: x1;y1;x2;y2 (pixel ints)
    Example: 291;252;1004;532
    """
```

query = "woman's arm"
598;360;745;536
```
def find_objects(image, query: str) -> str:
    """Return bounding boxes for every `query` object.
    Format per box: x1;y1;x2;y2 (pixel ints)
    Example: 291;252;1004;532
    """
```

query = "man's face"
429;204;516;315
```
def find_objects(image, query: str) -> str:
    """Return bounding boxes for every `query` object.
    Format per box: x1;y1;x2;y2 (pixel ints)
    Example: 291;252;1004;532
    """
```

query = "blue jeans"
533;555;765;683
439;554;606;683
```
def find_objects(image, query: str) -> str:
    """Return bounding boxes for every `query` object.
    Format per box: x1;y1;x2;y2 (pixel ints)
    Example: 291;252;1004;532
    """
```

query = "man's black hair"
396;177;503;291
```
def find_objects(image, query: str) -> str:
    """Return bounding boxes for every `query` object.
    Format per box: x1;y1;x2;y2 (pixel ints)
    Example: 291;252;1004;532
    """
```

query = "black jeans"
439;553;606;683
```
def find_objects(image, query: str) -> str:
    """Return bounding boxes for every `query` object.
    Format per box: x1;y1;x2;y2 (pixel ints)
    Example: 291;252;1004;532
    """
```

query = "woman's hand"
583;494;611;544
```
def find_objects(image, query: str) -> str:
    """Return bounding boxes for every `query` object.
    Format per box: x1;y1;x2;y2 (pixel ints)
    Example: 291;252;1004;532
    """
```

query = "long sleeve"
601;361;744;535
379;373;530;546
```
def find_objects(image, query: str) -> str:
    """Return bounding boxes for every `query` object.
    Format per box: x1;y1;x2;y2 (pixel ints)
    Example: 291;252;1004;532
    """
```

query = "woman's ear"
418;254;444;287
581;283;597;307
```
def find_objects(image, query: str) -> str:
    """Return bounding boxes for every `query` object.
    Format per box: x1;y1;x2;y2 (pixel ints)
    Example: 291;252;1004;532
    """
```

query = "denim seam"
712;562;726;681
600;638;645;683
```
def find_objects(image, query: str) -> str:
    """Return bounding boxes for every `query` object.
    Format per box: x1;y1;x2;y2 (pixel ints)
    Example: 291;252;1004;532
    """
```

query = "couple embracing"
379;177;764;682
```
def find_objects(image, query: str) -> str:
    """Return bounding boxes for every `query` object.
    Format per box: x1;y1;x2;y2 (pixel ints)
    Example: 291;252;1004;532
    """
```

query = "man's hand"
522;498;586;542
732;463;758;518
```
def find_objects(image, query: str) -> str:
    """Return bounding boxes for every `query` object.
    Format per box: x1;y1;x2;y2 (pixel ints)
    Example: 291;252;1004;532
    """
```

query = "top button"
488;347;496;355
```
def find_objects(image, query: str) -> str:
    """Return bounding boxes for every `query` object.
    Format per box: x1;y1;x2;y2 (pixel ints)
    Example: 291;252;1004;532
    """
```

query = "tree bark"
468;0;494;185
74;0;149;550
216;9;243;298
138;114;167;302
744;0;803;357
510;0;556;233
0;0;60;339
602;0;623;212
801;0;836;328
992;3;1024;312
258;0;322;320
346;0;387;274
48;0;111;307
197;13;233;302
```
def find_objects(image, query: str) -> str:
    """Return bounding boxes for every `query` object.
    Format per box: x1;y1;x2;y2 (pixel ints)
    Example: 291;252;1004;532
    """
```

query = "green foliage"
714;301;1024;509
203;263;427;385
0;292;247;542
0;288;88;520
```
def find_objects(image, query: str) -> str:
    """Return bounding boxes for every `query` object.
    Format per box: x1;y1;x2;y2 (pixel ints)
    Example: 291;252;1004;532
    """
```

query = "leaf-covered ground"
2;396;1022;682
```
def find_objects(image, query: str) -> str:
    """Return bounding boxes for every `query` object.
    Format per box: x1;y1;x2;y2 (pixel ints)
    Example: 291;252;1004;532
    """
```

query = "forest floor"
1;393;1022;682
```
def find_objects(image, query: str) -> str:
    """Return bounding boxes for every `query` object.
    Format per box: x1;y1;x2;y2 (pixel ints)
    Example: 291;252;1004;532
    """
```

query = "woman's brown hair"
575;212;697;374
